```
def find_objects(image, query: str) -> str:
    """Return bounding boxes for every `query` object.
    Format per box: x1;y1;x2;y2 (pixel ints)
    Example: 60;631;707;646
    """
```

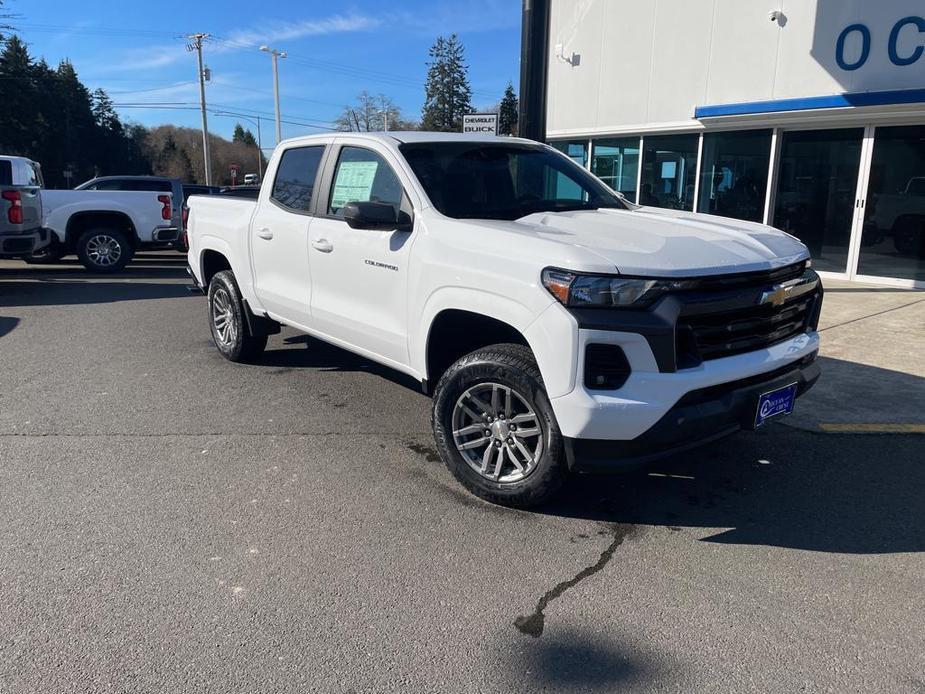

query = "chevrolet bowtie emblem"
760;283;792;307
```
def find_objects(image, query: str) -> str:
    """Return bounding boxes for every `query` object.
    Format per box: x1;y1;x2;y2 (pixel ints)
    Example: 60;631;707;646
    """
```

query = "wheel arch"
417;288;576;398
65;211;139;249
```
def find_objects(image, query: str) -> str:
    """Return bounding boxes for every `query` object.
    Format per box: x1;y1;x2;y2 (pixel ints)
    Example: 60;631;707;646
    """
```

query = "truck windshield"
399;142;628;220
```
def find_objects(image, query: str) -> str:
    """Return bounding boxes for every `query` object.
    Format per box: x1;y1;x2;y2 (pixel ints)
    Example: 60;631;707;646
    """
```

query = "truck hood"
478;206;809;277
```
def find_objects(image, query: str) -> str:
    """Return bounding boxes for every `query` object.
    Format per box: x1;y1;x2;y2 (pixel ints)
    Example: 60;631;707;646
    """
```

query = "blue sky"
8;0;521;145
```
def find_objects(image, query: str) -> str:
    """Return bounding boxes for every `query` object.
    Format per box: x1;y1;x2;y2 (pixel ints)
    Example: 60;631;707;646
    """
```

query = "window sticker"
331;160;379;210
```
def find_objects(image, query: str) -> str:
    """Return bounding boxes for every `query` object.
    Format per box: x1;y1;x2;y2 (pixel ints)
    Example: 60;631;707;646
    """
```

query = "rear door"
250;143;328;327
306;141;416;366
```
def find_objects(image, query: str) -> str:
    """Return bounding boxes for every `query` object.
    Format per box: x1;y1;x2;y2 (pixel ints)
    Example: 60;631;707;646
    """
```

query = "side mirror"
343;201;406;231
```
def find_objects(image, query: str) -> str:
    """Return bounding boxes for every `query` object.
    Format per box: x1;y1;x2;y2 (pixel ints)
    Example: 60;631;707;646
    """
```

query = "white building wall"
548;0;925;136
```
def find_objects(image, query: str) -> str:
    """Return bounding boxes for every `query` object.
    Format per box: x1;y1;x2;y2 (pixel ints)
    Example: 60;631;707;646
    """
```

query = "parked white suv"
186;133;823;507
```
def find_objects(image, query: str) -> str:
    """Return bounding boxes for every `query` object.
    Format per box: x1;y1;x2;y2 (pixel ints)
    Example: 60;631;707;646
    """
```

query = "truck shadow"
542;425;924;555
0;253;193;307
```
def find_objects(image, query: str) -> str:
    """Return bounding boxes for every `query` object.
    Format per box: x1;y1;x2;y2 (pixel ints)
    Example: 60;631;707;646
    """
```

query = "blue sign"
755;383;798;428
836;16;925;70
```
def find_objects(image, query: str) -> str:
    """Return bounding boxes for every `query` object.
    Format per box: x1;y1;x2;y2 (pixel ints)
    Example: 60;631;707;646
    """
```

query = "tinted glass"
0;160;11;186
859;125;925;281
591;137;639;199
639;134;699;211
697;130;771;222
271;145;325;212
400;142;625;220
88;180;123;191
773;129;862;273
328;146;403;216
549;140;588;168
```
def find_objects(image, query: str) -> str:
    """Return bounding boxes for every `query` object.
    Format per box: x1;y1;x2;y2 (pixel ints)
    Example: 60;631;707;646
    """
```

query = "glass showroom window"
591;138;640;200
858;125;925;283
549;140;588;168
697;130;772;222
639;134;698;210
773;128;863;274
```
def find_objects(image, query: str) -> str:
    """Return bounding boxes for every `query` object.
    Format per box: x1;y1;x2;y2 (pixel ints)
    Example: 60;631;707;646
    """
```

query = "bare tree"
335;91;415;132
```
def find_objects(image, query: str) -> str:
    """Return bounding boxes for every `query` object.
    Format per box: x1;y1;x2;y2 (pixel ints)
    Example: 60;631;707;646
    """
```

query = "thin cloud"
107;13;379;72
221;15;381;49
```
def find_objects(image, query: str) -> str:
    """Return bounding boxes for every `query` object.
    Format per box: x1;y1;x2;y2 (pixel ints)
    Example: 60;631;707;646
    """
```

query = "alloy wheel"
451;382;543;483
211;287;237;346
85;234;123;267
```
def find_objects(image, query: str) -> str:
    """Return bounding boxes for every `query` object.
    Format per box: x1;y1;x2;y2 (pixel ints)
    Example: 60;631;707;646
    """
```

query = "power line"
111;102;336;131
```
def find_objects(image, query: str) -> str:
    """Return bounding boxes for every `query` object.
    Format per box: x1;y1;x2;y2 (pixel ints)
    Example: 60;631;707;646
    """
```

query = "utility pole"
260;45;286;144
187;33;212;185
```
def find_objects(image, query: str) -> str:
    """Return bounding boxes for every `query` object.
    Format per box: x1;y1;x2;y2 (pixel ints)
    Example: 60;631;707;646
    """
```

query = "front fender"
414;287;577;399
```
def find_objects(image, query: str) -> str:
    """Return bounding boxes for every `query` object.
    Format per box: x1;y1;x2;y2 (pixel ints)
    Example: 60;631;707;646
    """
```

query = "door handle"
256;228;273;240
311;238;334;253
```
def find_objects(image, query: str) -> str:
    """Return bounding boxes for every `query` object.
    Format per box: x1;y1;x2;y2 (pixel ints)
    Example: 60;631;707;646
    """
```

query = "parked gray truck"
0;155;50;257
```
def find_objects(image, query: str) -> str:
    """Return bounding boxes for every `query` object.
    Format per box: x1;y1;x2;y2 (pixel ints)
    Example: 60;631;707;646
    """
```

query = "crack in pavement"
514;523;636;638
818;297;925;333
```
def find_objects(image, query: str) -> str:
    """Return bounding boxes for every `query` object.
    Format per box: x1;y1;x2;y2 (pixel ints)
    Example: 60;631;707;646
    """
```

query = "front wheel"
208;270;267;363
432;343;568;508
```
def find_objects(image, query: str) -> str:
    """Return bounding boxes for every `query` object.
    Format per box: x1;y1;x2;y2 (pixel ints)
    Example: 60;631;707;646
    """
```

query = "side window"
328;146;403;217
93;180;123;191
271;146;325;212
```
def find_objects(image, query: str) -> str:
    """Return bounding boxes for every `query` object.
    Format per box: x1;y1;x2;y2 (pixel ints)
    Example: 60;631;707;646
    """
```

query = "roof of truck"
279;131;538;147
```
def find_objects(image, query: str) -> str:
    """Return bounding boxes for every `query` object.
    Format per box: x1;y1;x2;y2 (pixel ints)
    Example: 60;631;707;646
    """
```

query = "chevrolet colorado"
186;132;823;507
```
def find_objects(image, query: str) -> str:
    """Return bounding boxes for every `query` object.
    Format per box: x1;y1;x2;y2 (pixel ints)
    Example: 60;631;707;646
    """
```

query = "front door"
251;144;326;327
855;125;925;284
307;143;414;367
772;128;864;274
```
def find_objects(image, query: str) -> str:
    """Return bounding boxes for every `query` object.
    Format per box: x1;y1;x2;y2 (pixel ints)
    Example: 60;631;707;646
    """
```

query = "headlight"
541;268;690;308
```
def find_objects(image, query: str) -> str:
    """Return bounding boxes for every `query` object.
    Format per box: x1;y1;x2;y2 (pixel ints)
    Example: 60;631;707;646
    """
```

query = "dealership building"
544;0;925;287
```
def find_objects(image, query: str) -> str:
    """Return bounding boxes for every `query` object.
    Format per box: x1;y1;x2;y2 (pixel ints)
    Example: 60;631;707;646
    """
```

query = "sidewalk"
786;278;925;433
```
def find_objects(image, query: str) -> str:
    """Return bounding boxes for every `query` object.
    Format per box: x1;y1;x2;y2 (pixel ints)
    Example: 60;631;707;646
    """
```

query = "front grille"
675;263;820;364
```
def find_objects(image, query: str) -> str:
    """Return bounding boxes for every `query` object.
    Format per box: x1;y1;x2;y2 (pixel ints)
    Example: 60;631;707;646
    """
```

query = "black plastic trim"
564;357;821;472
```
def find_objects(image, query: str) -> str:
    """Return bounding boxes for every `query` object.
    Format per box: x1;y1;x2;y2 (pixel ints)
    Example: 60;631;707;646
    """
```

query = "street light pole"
187;33;212;185
260;45;286;144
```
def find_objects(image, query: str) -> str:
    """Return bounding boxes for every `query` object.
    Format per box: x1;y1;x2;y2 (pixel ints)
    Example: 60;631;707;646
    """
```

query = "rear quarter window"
0;160;12;186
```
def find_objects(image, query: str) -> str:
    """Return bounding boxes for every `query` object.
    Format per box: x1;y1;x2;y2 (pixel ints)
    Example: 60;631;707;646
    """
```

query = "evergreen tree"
498;82;519;136
92;88;121;133
421;34;472;132
242;129;257;147
232;123;246;143
0;36;37;154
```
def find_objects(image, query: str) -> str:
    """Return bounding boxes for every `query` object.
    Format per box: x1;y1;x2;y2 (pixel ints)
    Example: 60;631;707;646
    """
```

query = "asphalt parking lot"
1;253;923;693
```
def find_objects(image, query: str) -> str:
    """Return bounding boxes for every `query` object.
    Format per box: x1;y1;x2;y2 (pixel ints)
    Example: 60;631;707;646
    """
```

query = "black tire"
207;270;267;363
23;238;67;264
76;228;134;273
432;343;568;508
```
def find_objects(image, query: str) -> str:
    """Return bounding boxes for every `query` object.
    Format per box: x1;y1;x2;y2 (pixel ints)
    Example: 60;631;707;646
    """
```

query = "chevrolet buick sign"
463;113;498;135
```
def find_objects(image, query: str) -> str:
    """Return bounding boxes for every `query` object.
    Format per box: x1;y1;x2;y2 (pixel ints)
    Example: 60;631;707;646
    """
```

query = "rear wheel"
432;343;568;508
76;228;133;273
208;270;267;363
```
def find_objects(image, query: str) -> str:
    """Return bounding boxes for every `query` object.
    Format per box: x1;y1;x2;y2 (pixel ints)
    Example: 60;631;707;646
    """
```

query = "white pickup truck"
30;187;178;272
187;132;823;508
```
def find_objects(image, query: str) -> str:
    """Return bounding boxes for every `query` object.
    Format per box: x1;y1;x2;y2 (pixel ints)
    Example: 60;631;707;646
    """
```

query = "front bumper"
564;351;820;471
0;227;50;256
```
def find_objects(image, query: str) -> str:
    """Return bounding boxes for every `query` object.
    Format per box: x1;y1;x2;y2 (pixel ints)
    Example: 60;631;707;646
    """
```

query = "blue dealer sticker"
755;383;798;428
